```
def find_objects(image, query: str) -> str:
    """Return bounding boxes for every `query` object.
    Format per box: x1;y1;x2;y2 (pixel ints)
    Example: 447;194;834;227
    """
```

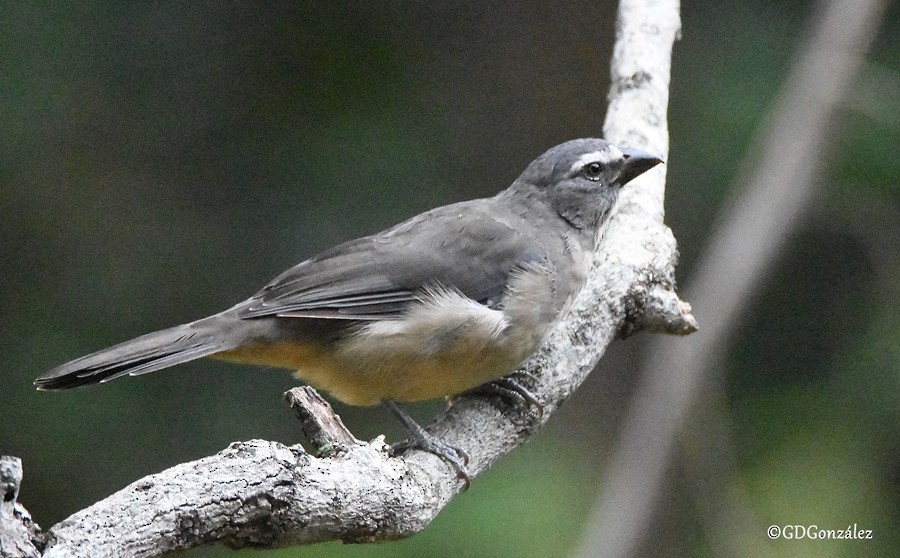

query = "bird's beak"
615;147;664;186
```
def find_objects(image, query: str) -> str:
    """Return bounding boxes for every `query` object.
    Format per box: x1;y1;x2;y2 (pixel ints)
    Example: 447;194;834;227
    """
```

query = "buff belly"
215;329;533;406
214;287;548;406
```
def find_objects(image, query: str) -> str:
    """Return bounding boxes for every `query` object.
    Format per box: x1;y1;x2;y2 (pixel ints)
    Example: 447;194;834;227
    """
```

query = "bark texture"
0;456;43;558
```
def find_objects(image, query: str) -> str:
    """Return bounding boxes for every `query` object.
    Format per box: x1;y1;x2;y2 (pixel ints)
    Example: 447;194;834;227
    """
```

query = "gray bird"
35;138;661;473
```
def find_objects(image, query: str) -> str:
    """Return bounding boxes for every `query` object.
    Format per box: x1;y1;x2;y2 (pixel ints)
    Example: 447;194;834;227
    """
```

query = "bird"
35;138;661;475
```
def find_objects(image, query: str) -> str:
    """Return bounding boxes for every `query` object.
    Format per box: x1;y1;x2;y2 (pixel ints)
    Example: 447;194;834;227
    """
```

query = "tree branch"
0;456;42;558
20;2;690;556
576;0;890;556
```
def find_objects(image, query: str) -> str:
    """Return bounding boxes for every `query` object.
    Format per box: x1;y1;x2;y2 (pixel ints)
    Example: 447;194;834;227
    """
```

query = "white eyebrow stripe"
568;145;623;173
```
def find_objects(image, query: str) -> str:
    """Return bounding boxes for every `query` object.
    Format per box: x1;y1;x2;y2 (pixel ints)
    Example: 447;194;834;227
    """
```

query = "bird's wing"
237;199;543;321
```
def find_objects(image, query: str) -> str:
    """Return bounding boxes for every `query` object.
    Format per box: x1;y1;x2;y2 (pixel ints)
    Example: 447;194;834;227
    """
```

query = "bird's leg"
383;399;471;486
463;373;544;418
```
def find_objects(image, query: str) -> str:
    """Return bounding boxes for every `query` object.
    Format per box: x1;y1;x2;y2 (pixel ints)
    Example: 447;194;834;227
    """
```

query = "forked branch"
10;2;690;556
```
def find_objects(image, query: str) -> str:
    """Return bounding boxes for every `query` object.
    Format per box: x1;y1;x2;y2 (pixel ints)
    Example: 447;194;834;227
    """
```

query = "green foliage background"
2;2;897;556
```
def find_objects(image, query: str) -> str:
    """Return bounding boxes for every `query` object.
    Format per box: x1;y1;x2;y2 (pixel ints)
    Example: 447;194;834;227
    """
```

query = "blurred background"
1;1;896;557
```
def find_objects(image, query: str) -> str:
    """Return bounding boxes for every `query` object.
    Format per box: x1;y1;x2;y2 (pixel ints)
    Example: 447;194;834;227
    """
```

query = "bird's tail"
35;316;238;390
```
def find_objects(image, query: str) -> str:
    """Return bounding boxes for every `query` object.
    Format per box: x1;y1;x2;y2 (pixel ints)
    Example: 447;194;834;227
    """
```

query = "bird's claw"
383;399;472;487
464;374;544;419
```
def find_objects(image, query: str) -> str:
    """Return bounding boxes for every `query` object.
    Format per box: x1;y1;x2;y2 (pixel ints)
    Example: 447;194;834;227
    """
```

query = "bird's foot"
383;399;471;487
464;373;544;419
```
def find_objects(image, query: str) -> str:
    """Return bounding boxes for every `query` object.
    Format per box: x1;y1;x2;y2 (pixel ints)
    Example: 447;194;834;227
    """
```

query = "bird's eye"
582;162;604;181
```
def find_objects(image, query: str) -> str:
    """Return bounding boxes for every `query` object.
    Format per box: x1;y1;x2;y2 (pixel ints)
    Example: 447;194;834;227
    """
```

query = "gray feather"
238;199;549;320
35;317;235;390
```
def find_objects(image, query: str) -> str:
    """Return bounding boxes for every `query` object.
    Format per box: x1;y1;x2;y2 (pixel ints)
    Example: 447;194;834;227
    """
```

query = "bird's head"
514;138;663;229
